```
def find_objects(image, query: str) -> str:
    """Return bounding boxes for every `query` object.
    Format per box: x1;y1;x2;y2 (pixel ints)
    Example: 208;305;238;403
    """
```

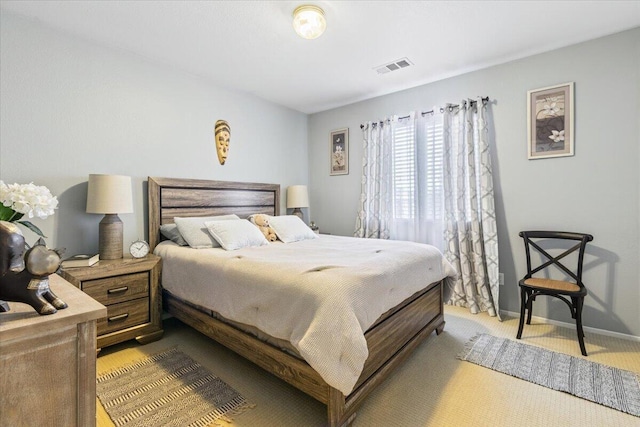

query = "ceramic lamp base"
99;214;123;260
292;208;304;222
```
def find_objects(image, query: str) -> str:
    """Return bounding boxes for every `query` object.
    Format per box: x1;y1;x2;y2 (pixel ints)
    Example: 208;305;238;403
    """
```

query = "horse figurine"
0;220;67;315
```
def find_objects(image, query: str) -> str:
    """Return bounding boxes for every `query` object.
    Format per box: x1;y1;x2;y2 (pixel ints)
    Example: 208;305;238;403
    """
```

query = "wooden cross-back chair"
517;231;594;356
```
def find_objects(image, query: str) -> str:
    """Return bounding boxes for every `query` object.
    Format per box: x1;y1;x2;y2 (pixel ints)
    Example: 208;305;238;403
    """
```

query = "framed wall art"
527;82;574;159
330;128;349;175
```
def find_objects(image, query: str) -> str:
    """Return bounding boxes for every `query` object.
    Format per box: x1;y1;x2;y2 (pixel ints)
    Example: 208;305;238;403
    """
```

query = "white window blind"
391;114;444;221
423;114;444;221
391;120;415;219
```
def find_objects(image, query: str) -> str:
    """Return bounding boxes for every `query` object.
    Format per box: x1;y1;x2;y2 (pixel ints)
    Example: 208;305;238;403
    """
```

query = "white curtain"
355;97;500;318
354;120;392;239
355;113;446;250
442;99;500;318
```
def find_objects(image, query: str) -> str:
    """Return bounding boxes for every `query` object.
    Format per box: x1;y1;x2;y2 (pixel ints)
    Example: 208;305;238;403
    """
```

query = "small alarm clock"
129;239;150;258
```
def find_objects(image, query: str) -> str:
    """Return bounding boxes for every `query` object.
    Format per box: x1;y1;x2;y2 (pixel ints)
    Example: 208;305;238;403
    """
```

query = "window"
422;114;444;221
391;119;415;219
391;114;444;221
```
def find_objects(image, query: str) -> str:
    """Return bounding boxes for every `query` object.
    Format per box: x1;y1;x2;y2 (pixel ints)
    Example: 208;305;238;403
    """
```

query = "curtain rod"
359;96;490;129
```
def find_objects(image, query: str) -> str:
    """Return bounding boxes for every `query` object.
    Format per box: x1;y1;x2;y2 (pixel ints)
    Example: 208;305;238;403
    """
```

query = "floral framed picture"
527;82;574;159
330;128;349;175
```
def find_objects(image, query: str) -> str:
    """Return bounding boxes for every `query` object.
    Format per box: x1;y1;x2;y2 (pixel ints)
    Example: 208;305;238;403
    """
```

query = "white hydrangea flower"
0;181;59;219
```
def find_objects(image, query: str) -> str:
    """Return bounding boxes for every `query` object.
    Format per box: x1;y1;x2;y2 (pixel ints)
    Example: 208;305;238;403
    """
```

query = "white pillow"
268;215;319;243
174;214;240;248
204;219;269;251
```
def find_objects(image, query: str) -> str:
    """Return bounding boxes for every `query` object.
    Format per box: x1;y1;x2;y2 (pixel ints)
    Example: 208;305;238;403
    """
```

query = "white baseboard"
500;310;640;342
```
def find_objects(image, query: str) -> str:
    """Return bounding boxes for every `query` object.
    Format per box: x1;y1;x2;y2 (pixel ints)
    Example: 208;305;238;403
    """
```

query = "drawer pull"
108;286;129;294
108;313;129;322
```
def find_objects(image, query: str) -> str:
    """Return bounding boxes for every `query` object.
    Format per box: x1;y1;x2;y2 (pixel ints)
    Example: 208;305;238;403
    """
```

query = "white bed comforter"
155;235;456;395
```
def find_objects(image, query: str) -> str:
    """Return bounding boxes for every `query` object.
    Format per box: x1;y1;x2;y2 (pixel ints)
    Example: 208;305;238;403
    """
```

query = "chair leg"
517;287;527;339
570;297;578;319
526;290;534;325
575;297;587;356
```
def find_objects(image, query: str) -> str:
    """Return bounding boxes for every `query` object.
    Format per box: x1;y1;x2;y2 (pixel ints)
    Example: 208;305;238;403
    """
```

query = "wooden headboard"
147;177;280;250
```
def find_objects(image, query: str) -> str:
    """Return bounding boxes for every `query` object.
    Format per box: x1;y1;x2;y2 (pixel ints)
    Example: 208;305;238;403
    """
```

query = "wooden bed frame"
147;176;445;427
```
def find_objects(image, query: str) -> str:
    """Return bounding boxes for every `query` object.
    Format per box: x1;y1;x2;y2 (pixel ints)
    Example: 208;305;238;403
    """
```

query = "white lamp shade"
292;5;326;40
287;185;309;208
86;174;134;214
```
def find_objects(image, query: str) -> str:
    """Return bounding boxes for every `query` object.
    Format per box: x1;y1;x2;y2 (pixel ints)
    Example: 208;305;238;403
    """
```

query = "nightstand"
60;254;163;350
1;275;106;426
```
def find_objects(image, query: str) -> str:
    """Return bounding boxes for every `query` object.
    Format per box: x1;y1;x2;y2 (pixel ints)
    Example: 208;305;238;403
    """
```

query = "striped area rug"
458;334;640;417
97;348;253;427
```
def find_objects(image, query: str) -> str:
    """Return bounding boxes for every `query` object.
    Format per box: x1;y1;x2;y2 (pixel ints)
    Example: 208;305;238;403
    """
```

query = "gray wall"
1;11;638;337
0;13;308;256
308;28;640;337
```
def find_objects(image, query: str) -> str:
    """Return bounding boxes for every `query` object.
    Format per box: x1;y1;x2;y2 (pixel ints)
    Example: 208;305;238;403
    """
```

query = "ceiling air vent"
375;57;413;75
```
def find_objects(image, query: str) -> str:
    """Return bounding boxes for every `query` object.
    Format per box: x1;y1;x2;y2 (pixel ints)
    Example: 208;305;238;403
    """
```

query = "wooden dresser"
61;254;163;350
0;274;107;427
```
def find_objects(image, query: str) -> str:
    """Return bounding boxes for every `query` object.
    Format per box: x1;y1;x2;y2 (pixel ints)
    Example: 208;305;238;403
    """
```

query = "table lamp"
286;185;309;222
86;174;133;260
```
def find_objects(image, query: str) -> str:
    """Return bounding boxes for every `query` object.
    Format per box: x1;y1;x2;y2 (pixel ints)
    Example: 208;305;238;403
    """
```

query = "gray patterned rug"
458;334;640;417
97;348;253;427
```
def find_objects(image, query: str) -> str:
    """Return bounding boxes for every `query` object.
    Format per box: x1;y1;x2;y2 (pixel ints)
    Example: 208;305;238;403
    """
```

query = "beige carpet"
97;306;640;426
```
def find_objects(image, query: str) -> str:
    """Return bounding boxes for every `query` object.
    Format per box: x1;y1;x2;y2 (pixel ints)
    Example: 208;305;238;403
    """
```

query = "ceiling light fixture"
292;5;326;40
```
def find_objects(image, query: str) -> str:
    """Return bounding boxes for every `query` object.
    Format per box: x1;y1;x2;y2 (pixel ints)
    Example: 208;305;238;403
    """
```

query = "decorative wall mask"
215;120;230;165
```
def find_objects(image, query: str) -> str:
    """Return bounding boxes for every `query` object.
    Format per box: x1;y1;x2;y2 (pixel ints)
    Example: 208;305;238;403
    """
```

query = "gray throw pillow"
160;224;188;246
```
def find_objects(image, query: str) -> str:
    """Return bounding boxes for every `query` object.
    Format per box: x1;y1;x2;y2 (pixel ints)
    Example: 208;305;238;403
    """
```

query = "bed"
148;176;453;427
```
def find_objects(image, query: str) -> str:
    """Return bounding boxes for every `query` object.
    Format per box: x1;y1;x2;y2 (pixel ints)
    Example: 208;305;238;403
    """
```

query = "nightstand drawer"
83;272;149;305
97;297;150;336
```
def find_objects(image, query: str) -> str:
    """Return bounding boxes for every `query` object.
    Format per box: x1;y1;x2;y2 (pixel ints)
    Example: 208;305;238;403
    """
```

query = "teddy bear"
249;214;277;242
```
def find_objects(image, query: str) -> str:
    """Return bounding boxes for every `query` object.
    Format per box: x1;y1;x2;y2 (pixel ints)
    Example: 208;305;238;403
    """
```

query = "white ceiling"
2;1;639;114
